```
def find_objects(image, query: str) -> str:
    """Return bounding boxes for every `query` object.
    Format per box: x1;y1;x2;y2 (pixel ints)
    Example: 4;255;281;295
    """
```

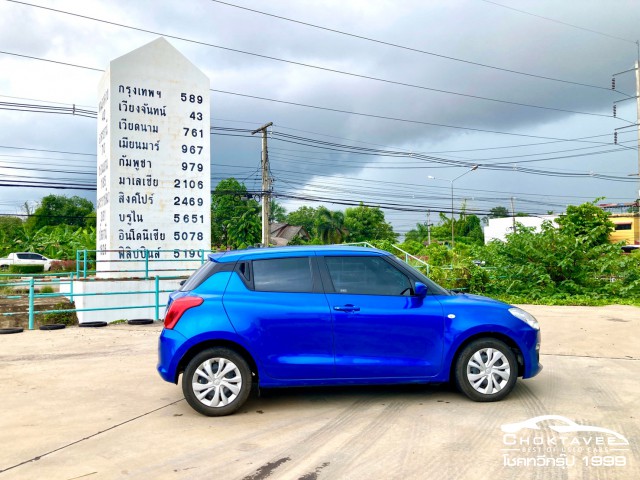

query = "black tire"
79;321;108;328
0;327;23;334
127;319;154;325
182;348;252;417
39;324;66;331
454;338;517;402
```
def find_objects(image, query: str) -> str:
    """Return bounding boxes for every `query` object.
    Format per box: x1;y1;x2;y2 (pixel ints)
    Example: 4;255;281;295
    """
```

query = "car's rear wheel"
455;339;517;402
182;348;252;416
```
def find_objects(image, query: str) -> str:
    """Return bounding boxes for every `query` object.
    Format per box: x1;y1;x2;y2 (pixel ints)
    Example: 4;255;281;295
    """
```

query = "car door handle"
334;305;360;312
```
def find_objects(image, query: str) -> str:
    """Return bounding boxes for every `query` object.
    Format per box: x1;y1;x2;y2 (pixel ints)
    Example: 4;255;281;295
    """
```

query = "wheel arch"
448;332;524;382
175;339;260;384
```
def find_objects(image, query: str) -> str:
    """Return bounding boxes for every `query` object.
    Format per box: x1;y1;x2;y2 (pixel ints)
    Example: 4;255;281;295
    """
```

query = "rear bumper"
157;328;187;383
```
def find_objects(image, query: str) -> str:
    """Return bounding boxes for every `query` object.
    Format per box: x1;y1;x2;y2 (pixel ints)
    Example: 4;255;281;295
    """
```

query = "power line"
478;0;637;44
0;116;635;181
4;1;614;118
0;49;103;72
211;88;610;142
0;46;626;145
208;0;613;92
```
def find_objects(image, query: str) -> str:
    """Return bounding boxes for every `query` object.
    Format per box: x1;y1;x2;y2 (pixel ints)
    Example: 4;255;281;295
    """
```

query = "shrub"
9;264;44;274
42;300;77;326
40;286;54;294
49;260;77;272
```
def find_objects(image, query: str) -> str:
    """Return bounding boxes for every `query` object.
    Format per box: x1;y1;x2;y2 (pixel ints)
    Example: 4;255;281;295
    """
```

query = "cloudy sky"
1;0;639;235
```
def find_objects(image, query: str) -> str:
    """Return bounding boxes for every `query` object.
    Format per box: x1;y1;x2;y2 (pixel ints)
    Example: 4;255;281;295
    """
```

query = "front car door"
320;253;445;379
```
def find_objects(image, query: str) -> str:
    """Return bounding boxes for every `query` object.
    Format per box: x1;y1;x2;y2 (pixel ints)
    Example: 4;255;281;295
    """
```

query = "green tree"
458;214;484;245
211;178;259;247
404;222;430;244
489;206;509;218
315;207;348;244
27;195;95;230
481;201;638;299
225;203;261;249
0;216;24;256
286;206;318;238
556;201;613;247
343;203;397;243
269;200;287;223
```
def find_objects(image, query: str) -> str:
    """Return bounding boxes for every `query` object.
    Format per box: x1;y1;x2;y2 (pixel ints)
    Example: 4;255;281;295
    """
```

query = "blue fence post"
76;250;80;278
200;249;205;265
28;277;35;330
69;272;74;303
145;249;150;279
83;250;87;278
154;275;160;321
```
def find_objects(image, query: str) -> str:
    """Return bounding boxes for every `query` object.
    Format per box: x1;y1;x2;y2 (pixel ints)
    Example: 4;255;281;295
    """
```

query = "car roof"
208;245;391;263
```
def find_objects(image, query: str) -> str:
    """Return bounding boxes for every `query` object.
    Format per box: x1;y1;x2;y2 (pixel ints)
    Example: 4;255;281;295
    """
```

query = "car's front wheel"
454;339;517;402
182;348;252;416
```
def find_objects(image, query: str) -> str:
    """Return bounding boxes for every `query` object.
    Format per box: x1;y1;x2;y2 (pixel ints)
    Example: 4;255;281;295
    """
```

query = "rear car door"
320;254;445;378
222;254;335;380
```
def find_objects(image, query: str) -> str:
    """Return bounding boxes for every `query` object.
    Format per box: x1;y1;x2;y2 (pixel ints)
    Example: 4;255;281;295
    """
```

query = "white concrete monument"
96;38;211;278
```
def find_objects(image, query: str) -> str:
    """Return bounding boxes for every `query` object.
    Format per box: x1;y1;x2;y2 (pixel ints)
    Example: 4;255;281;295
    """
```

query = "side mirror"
414;282;428;298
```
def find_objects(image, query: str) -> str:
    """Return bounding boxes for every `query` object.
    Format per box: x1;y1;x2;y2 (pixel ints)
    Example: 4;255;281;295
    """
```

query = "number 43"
190;112;203;121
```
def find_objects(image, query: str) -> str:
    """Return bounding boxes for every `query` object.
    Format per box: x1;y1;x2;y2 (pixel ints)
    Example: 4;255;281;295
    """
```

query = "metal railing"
0;273;181;330
343;242;431;274
1;248;218;329
75;248;214;278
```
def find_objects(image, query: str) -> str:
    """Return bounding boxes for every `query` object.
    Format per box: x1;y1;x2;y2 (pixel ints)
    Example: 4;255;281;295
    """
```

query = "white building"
484;215;559;244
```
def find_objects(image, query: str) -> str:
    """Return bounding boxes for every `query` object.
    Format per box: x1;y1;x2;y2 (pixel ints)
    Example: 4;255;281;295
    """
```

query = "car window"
324;256;411;296
252;257;313;293
18;253;43;260
385;255;451;296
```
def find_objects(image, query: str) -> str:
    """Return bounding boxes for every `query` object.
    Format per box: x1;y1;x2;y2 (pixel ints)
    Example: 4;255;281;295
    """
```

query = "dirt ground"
0;304;638;480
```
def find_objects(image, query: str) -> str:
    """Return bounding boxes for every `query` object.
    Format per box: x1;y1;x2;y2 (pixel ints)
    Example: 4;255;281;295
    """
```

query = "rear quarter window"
252;257;314;293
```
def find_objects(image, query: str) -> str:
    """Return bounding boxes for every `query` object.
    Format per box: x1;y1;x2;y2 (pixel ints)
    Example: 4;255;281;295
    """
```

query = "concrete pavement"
0;305;638;479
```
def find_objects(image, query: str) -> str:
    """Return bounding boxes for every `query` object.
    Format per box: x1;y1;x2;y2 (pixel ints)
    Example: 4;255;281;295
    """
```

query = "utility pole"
636;58;640;201
612;49;640;202
427;210;431;245
510;197;516;233
251;122;273;247
428;165;478;252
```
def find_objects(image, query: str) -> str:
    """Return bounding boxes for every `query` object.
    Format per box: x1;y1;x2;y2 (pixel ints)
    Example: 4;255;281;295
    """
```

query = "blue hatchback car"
157;246;541;416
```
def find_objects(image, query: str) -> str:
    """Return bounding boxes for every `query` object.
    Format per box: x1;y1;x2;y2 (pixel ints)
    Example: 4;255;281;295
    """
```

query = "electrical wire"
478;0;637;44
4;1;617;117
209;0;616;92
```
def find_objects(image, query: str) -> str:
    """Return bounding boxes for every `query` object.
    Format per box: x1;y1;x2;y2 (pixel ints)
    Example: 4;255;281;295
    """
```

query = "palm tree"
315;207;347;244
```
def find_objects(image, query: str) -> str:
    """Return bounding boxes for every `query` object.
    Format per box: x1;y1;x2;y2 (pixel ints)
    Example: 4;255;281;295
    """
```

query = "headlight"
509;308;540;330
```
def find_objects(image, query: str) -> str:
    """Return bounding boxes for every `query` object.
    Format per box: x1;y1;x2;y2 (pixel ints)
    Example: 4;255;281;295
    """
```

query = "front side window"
324;256;411;296
253;257;313;293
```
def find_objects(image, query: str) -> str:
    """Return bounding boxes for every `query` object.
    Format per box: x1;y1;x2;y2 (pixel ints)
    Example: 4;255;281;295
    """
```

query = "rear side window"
17;253;42;260
324;256;411;296
252;257;313;293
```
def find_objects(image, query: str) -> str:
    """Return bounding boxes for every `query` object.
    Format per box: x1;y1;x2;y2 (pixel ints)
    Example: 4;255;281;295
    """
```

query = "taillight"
163;296;204;330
